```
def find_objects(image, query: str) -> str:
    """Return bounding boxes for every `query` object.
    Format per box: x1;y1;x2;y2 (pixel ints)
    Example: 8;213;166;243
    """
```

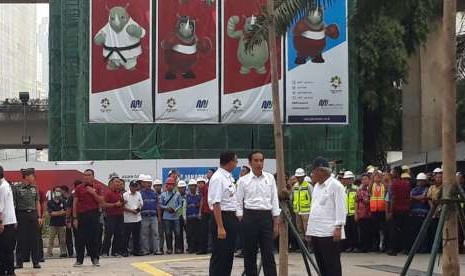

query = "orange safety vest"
370;183;386;212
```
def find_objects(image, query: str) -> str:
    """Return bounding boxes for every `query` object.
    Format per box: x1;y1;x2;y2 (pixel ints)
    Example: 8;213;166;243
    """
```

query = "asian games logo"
167;97;177;112
233;99;242;110
100;98;111;113
330;76;342;93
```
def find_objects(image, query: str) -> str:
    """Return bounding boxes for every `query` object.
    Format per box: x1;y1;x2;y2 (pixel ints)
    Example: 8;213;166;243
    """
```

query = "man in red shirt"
197;176;212;255
387;166;411;256
72;169;104;267
101;177;124;257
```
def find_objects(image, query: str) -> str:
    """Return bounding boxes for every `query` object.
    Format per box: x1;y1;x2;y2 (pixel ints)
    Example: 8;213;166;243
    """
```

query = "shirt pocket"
319;191;331;206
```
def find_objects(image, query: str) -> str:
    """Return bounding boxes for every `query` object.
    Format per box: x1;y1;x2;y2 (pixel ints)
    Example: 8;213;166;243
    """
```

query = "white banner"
154;0;219;123
285;1;349;124
89;0;153;123
220;0;284;124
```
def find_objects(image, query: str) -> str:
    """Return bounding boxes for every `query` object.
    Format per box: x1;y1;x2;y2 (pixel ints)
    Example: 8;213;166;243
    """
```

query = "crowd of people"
1;156;465;276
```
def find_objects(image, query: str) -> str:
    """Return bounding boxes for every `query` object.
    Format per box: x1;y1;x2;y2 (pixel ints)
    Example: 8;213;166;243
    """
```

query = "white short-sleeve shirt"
207;168;237;211
0;178;17;225
123;191;143;223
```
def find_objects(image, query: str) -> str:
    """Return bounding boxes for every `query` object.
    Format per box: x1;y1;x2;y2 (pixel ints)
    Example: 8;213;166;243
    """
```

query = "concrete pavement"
12;252;465;275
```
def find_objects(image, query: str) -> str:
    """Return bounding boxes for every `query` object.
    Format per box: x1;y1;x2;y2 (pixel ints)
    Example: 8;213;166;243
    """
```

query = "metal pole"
401;204;437;276
23;103;28;162
426;203;449;276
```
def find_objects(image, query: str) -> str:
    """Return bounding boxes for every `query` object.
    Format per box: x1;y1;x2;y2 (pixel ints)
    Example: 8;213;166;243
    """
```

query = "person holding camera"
122;180;144;257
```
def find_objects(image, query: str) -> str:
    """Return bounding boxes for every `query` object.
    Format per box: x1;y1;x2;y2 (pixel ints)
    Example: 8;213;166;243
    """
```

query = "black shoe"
92;259;100;267
235;252;244;258
121;252;129;257
14;264;23;269
60;254;68;258
196;251;207;255
387;251;397;256
33;263;41;269
6;271;16;276
133;252;143;256
39;259;45;263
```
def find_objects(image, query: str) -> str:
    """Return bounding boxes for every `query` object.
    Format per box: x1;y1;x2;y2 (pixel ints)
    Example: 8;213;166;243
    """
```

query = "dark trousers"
158;220;165;252
0;224;16;274
311;236;342;276
76;209;100;263
344;215;357;250
209;211;238;276
102;215;124;255
16;210;40;265
186;217;200;253
372;212;386;251
428;218;441;253
66;226;76;257
180;218;185;253
123;222;141;254
389;212;409;253
97;221;103;255
199;212;211;253
358;218;372;252
243;209;277;276
38;224;44;260
407;215;428;253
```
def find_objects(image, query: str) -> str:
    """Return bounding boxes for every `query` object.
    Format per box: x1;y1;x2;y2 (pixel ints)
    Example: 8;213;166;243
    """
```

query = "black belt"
221;211;236;215
103;42;141;63
141;213;157;217
17;209;37;213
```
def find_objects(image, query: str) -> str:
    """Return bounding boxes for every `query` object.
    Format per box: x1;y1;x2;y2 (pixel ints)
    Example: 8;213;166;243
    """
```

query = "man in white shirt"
122;181;144;257
236;151;280;276
0;166;17;276
208;151;238;276
306;157;347;276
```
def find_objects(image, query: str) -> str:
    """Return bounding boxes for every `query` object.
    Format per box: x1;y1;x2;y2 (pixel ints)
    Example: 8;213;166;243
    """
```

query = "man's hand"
354;214;359;222
73;218;78;229
305;235;312;243
386;213;393;221
273;224;279;239
115;201;123;207
86;186;96;194
0;224;4;234
333;227;342;241
38;218;44;226
217;226;227;240
237;216;242;222
66;222;72;229
167;208;175;213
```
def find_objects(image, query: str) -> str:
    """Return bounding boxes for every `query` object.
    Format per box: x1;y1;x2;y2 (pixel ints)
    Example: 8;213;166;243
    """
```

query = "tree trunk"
441;0;459;275
266;1;288;275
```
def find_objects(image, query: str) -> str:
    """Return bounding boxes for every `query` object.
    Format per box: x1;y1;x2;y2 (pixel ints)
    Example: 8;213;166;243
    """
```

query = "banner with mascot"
285;0;349;124
220;0;283;124
90;0;153;123
155;0;219;123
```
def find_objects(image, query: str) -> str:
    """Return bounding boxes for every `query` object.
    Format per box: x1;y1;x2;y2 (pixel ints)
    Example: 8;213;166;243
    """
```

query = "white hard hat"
367;167;375;174
433;168;443;174
295;168;306;177
138;174;153;182
177;180;187;188
188;179;197;186
196;177;207;183
402;165;410;171
416;173;427;180
343;171;355;179
153;179;162;185
401;173;411;179
304;176;312;183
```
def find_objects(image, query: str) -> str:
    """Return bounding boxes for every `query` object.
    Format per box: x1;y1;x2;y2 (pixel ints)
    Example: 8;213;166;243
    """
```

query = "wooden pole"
441;0;459;275
266;1;288;275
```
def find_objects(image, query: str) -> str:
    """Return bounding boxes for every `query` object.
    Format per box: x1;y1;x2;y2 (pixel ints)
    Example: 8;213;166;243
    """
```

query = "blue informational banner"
285;1;349;124
162;166;242;183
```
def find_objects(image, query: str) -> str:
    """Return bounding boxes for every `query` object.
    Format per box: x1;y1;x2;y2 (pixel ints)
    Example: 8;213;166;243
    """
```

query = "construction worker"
292;168;312;241
342;171;358;252
369;170;387;252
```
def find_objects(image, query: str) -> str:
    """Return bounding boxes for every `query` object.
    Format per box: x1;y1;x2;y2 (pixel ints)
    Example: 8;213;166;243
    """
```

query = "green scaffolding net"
48;0;363;172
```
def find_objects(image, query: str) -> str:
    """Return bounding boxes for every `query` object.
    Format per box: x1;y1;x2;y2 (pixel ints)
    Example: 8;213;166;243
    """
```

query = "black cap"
129;180;139;187
312;157;329;169
20;168;35;177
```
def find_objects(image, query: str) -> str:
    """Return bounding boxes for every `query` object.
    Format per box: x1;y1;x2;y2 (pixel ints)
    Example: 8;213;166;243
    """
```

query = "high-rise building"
37;16;49;100
0;5;38;101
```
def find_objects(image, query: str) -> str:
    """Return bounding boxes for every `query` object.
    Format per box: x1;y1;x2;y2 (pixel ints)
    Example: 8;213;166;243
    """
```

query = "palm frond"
245;0;333;51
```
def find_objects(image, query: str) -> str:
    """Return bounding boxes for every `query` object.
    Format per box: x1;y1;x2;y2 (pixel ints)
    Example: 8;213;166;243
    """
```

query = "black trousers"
209;211;238;276
38;224;44;260
180;217;185;252
358;218;372;252
344;215;357;250
389;212;409;253
243;209;277;276
76;209;100;263
66;226;76;257
102;215;124;255
311;236;342;276
371;212;387;251
407;215;428;253
199;212;211;252
123;222;141;254
186;217;200;253
0;224;16;274
16;210;40;265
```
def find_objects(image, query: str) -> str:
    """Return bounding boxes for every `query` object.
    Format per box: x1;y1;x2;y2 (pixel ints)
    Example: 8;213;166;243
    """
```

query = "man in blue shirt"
139;175;162;255
408;173;430;253
160;177;182;254
185;179;201;253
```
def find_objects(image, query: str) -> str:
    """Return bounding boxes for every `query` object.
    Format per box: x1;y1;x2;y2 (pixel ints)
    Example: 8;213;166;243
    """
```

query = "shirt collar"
218;167;232;178
317;176;332;187
252;172;264;179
